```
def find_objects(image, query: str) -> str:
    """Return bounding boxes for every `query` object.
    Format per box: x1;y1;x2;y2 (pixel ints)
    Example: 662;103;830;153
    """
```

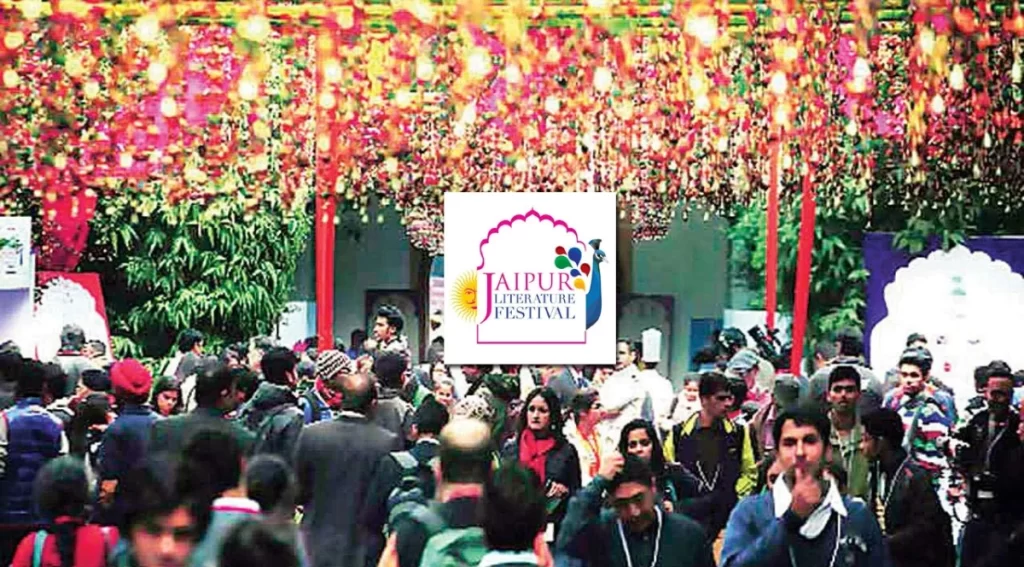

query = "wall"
630;212;729;382
290;205;729;375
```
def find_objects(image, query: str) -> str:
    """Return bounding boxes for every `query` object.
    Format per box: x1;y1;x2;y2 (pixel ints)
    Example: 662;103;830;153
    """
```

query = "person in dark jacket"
479;463;548;567
0;358;66;525
668;371;756;541
618;419;698;513
371;352;414;441
362;398;449;564
150;363;255;458
235;347;304;459
952;366;1024;567
860;409;954;567
501;387;582;534
557;453;714;567
97;360;162;526
294;371;402;567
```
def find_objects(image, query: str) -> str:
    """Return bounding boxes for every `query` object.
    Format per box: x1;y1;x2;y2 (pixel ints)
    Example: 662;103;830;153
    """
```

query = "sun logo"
450;271;478;321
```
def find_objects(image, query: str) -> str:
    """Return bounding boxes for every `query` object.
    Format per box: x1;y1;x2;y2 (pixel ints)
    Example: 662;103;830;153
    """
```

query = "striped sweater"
884;389;951;476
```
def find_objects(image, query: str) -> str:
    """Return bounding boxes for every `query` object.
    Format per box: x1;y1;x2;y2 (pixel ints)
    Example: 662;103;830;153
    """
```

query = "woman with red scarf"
501;387;582;535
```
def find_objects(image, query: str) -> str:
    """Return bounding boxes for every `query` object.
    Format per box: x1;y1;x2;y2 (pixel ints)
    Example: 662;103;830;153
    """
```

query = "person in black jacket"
861;409;954;567
952;365;1024;567
618;419;698;514
501;387;582;534
235;347;304;459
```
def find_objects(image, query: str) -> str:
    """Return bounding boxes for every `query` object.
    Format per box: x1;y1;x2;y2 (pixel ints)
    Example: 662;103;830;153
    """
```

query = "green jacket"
829;419;870;500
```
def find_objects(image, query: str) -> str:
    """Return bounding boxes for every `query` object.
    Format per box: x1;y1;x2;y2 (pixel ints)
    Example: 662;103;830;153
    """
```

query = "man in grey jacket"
294;371;402;567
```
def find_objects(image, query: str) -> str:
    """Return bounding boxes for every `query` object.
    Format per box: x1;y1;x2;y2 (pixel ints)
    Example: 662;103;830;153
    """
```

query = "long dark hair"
69;393;110;459
34;456;90;567
517;387;565;441
618;419;666;475
150;375;183;415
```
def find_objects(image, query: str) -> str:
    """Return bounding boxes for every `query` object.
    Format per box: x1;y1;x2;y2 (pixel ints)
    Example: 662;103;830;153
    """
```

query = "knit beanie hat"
316;350;354;382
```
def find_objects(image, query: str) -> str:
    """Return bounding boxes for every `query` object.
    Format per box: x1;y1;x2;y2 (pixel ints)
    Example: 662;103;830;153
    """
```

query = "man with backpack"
363;398;449;564
378;418;493;567
236;347;305;458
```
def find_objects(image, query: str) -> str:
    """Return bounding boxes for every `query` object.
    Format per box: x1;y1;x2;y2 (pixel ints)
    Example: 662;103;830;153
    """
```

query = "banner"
865;233;1024;404
0;217;34;353
34;272;111;361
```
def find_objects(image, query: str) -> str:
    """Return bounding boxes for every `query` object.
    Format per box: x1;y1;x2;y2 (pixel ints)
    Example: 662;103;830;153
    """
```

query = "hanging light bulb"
504;63;522;84
3;31;25;50
845;118;859;136
3;69;20;88
415;57;434;82
594;66;613;92
919;28;936;56
160;96;178;118
950;63;966;90
135;14;161;44
930;94;946;114
544;95;561;114
147;61;168;86
769;71;788;96
983;131;992;148
853;57;871;82
466;48;492;79
1012;58;1022;84
83;80;100;99
323;58;343;83
238;75;260;101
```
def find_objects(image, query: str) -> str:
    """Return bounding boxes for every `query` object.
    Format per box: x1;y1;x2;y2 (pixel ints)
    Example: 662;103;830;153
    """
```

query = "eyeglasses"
627;438;652;449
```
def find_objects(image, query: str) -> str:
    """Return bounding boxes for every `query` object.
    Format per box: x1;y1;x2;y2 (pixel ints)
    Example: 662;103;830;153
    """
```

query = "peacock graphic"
553;238;605;329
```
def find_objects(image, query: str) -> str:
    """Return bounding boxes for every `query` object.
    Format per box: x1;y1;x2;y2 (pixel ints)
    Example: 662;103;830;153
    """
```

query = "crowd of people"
0;307;1021;567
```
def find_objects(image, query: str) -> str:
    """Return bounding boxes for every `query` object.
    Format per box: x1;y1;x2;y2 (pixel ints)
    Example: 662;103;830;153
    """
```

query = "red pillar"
789;168;816;375
315;192;336;349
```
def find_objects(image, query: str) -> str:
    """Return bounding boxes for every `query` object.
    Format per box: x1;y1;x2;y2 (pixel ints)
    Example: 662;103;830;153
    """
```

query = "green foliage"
727;169;1024;358
81;188;311;358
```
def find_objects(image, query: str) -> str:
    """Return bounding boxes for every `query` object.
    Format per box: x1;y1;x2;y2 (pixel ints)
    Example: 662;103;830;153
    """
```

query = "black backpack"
384;451;437;534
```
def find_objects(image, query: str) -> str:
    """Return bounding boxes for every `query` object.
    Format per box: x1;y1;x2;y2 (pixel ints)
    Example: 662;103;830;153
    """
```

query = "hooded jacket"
235;382;304;459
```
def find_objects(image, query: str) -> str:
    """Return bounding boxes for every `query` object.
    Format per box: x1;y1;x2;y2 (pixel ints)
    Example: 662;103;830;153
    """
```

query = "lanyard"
616;506;663;567
787;514;841;567
695;461;721;493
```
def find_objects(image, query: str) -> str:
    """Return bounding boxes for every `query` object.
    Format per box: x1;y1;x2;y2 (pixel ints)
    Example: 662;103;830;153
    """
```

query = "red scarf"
519;428;556;483
315;378;343;409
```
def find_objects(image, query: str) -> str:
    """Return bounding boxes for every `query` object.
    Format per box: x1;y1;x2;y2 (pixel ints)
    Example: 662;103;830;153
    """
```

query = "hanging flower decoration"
0;0;1022;256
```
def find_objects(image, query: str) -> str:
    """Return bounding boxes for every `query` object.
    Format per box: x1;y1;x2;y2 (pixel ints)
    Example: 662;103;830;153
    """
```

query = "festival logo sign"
444;193;616;364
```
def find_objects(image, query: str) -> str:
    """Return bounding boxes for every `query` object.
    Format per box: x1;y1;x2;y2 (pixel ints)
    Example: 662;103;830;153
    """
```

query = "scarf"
315;377;343;409
519;428;557;483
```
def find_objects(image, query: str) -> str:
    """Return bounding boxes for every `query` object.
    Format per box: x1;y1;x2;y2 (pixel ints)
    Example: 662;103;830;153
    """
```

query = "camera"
748;325;790;371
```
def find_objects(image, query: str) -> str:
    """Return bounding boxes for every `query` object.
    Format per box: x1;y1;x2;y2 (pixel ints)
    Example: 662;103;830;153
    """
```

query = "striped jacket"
884;389;951;476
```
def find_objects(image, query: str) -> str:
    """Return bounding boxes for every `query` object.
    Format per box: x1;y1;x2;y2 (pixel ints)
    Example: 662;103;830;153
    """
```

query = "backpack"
301;390;323;423
385;451;437;533
249;405;303;456
410;506;487;567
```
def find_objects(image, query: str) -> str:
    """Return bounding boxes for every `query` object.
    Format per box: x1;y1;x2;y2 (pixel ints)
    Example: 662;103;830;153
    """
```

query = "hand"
1017;422;1024;442
547;482;569;498
662;500;675;513
598;452;625;481
788;465;824;519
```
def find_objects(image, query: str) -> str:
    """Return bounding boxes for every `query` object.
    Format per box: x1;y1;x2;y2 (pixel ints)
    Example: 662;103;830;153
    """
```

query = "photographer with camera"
952;362;1024;567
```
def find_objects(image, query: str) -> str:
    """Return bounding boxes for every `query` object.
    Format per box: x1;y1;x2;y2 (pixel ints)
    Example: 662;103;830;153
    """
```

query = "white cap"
641;328;662;363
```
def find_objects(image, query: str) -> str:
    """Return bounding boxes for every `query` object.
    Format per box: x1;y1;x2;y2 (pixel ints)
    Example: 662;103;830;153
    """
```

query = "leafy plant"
80;186;311;358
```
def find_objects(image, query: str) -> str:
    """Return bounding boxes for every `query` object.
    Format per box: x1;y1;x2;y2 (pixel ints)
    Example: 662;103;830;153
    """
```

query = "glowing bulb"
1012;59;1022;84
238;76;259;101
594;66;613;92
460;102;477;124
318;91;336;109
4;31;25;50
466;49;491;79
688;73;706;94
983;131;992;149
716;137;728;152
586;0;609;10
505;64;522;84
323;59;342;83
65;54;85;78
773;104;790;126
119;152;134;169
135;14;161;45
782;45;799;64
929;94;945;114
694;94;710;113
394;89;413;108
544;95;560;114
83;80;100;99
416;57;434;82
686;15;718;47
950;63;965;91
919;28;935;56
147;61;168;85
453;122;467;138
782;154;793;170
769;71;788;95
845;118;859;136
853;57;871;82
19;0;43;20
910;151;921;168
3;69;20;88
160;96;178;118
241;15;271;43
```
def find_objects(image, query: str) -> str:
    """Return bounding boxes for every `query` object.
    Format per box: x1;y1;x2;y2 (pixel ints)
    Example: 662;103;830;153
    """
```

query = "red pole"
765;138;780;331
315;191;336;349
790;166;816;375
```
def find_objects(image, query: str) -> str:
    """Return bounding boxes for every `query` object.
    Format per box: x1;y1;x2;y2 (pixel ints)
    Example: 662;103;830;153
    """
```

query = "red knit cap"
110;359;153;397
